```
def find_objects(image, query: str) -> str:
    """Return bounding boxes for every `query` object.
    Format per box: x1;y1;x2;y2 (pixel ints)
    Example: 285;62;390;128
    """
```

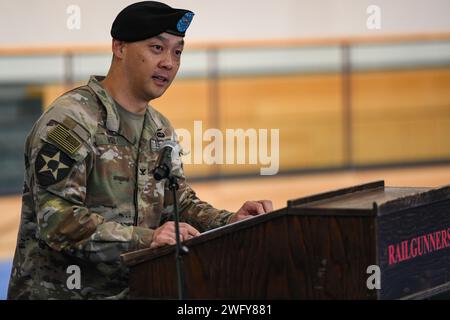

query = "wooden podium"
121;180;450;299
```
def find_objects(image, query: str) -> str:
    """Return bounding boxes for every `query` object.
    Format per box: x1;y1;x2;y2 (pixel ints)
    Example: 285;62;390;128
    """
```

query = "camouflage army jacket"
8;75;233;299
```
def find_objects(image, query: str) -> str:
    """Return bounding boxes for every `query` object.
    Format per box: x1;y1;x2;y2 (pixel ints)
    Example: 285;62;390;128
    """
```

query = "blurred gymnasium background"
1;0;450;299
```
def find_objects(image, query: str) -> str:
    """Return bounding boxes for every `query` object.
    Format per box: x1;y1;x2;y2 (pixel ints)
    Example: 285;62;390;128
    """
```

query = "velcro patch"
35;143;75;186
48;124;81;155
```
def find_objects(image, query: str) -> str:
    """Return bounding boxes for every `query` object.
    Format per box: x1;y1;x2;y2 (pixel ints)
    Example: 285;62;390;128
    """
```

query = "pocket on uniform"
87;132;136;208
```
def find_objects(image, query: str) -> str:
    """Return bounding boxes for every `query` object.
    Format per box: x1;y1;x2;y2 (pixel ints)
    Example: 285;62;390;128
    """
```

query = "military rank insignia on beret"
111;1;194;42
35;143;75;186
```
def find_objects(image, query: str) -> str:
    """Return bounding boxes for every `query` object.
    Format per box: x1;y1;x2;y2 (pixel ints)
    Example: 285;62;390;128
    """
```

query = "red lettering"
442;231;449;248
402;240;410;260
410;238;418;257
429;234;436;251
387;228;450;266
388;245;396;265
435;231;442;250
396;244;403;262
423;235;430;253
417;236;423;255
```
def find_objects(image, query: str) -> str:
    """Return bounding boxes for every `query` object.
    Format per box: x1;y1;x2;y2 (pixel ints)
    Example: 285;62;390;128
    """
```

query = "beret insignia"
177;12;194;33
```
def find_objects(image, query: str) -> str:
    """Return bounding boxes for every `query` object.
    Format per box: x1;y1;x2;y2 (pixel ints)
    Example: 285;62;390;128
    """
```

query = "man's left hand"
228;200;273;224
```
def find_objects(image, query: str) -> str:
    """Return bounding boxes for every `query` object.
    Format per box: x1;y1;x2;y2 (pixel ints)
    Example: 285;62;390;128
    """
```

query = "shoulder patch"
35;143;75;186
48;124;81;155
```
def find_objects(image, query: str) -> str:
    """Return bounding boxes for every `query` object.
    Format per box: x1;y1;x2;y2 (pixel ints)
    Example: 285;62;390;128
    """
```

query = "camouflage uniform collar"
88;75;120;133
146;104;164;129
88;75;153;144
87;76;160;121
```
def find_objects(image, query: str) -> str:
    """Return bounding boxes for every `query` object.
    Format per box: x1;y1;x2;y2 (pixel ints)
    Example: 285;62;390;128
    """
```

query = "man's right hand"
150;221;200;249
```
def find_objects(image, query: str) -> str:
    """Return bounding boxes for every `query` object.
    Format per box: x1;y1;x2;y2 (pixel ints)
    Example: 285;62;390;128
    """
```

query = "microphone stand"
168;175;189;300
153;144;189;300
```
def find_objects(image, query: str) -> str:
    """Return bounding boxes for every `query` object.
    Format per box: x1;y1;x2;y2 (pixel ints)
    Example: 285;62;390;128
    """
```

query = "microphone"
153;141;180;181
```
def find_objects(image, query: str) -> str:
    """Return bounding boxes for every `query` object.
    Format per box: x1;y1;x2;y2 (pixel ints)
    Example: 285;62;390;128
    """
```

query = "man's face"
121;32;184;101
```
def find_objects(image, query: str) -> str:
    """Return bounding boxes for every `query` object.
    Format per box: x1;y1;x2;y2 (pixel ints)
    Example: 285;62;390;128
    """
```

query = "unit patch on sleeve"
35;143;75;186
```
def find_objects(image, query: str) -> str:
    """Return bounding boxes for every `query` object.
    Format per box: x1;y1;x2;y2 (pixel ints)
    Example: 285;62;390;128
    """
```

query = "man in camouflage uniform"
7;1;272;299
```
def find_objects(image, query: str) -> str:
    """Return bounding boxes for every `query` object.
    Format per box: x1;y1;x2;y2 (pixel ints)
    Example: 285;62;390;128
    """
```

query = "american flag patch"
48;124;81;155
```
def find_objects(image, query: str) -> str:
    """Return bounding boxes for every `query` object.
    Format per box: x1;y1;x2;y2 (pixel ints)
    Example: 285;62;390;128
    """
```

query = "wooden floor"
1;164;450;259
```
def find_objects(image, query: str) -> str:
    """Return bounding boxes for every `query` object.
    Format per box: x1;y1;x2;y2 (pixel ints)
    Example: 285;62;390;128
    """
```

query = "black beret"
111;1;194;42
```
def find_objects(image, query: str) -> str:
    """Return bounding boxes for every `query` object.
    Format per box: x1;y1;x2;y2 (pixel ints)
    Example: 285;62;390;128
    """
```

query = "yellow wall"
217;74;344;174
352;68;450;164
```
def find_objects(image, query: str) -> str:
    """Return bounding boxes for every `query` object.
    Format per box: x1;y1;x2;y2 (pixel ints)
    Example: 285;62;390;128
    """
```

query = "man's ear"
112;39;126;59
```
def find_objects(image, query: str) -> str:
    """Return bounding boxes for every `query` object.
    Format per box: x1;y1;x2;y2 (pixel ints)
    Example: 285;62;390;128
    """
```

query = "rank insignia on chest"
35;143;75;186
150;129;170;151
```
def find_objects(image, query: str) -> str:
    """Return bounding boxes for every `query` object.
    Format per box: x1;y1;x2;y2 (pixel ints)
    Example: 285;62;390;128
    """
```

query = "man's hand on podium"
148;200;273;248
228;200;273;224
150;221;201;249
